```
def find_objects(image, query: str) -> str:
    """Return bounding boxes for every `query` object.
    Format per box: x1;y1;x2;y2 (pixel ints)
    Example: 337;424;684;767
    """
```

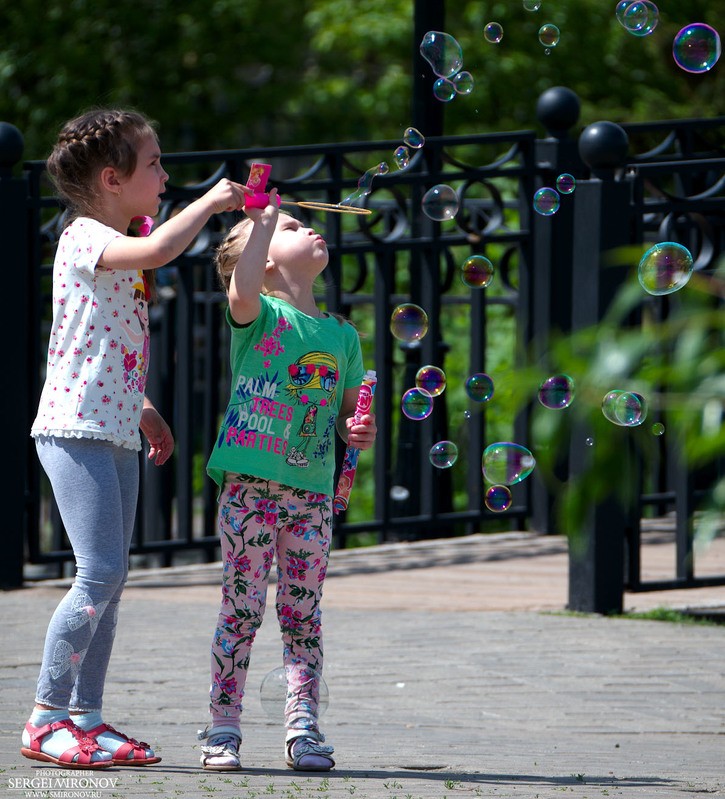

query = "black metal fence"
3;89;724;612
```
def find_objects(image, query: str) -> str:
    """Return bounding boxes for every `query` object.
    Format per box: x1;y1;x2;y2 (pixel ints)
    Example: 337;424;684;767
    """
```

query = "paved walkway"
1;527;724;799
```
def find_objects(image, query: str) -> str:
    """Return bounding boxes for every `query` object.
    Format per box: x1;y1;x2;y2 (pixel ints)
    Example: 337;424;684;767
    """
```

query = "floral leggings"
208;473;332;734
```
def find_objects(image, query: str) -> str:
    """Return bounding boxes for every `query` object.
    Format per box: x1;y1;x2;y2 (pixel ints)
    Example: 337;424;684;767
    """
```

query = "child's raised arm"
228;189;280;326
100;179;250;272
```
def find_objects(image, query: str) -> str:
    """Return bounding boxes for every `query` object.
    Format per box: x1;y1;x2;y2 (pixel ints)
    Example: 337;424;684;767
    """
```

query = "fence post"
530;87;586;534
0;122;28;589
566;120;637;614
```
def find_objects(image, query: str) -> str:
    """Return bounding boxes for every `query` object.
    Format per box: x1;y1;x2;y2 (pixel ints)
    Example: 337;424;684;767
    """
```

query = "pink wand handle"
333;371;377;515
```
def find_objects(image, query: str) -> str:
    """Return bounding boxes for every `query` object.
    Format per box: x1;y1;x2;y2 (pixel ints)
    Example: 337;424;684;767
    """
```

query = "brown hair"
47;108;159;301
46;108;158;220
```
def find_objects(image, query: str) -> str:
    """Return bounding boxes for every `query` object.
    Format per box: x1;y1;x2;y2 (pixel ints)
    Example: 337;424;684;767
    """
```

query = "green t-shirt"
207;295;364;496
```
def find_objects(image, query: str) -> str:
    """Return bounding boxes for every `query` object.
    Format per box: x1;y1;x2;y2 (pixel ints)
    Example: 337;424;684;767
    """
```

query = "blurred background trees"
1;0;722;160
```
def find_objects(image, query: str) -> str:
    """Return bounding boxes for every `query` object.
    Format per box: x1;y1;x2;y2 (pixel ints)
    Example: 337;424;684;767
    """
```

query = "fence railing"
3;91;724;613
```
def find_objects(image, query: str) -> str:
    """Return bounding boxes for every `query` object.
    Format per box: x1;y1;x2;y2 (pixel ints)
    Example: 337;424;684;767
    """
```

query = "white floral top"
31;217;150;451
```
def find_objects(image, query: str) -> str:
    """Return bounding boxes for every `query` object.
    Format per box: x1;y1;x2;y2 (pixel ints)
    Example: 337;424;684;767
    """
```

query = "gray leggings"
34;436;139;712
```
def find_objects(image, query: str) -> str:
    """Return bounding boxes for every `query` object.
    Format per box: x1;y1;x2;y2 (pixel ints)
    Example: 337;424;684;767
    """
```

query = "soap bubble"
422;184;459;220
673;23;721;73
601;390;648;427
460;255;494;288
538;24;560;48
260;666;329;721
452;71;475;95
651;422;665;436
404;127;425;149
622;1;659;36
401;387;434;420
429;440;459;469
393;146;410;170
538;374;575;409
432;78;457;102
465;373;494;402
637;242;694;295
482;442;536;485
485;484;513;512
390;485;410;502
533;187;560;216
420;30;464;78
484;22;504;43
523;0;542;10
556;173;576;194
390;303;429;342
416;365;447;397
340;161;389;206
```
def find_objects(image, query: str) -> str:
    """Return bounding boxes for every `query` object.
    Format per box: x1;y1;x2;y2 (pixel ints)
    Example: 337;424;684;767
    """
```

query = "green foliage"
510;254;725;543
2;0;722;161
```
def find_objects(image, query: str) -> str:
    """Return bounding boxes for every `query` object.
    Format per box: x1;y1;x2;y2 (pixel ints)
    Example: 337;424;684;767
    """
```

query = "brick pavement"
1;528;723;799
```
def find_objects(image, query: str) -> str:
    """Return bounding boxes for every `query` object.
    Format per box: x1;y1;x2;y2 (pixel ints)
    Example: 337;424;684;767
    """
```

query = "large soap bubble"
637;242;694;295
420;31;464;78
672;23;721;73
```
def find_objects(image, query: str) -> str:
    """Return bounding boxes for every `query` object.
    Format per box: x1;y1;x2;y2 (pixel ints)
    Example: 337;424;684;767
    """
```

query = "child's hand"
207;178;252;214
140;406;175;465
346;412;377;450
244;187;280;223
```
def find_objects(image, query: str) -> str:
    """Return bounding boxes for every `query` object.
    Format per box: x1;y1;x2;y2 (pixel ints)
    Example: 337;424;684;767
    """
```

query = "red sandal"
21;719;113;769
84;723;161;766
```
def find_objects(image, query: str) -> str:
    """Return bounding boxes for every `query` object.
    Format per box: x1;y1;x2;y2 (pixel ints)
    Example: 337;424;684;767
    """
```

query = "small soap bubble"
485;484;513;512
416;365;447;397
538;374;575;410
422;184;459;220
637;242;694;296
484;22;504;44
390;303;429;342
432;77;457;102
460;254;495;288
651;422;665;436
482;442;536;486
533;187;560;216
401;387;434;420
390;485;410;502
601;390;648;427
429;440;459;469
673;23;721;74
393;146;410;170
465;372;495;402
260;667;329;721
622;1;659;36
452;71;475;95
556;173;576;194
419;30;464;78
614;392;648;427
404;127;425;149
538;24;560;48
585;437;594;447
523;0;542;10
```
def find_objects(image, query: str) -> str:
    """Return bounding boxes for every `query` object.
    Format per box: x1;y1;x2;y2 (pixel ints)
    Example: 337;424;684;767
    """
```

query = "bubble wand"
245;163;372;215
333;370;377;515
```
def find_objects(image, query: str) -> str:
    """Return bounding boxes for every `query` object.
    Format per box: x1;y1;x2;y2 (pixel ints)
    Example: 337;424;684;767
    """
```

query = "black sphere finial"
578;121;629;176
536;86;581;138
0;122;24;173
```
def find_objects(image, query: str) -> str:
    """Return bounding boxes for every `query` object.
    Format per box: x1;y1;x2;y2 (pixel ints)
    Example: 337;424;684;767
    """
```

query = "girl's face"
119;134;169;219
268;214;329;274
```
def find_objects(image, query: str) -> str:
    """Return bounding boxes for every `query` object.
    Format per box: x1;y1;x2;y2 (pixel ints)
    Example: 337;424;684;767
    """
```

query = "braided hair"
46;108;157;220
46;108;160;300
